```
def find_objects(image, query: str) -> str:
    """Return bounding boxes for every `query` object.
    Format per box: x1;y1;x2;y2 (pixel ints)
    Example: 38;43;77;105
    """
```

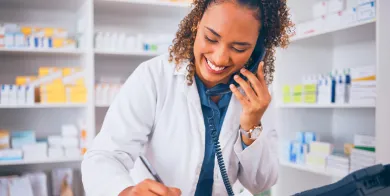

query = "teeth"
207;59;226;71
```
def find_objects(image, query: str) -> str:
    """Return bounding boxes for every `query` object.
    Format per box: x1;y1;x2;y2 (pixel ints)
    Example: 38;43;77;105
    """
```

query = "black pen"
139;155;165;184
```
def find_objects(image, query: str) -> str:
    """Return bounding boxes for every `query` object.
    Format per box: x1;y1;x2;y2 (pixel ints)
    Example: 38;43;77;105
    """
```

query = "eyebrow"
205;26;252;46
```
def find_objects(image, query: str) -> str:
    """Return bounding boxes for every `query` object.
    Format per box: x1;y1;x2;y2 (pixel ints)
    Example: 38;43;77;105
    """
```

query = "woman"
81;0;292;195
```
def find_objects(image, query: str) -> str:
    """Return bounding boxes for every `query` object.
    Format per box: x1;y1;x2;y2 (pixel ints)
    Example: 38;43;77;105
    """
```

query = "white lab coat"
81;53;279;196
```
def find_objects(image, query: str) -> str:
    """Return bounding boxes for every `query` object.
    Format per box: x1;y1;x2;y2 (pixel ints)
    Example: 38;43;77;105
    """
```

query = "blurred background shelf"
94;0;192;8
290;19;376;42
0;48;84;55
0;156;83;166
94;49;161;57
277;103;376;109
0;103;87;109
280;161;346;178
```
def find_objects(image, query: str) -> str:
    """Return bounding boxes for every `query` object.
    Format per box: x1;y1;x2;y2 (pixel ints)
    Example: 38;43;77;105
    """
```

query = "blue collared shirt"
194;75;247;196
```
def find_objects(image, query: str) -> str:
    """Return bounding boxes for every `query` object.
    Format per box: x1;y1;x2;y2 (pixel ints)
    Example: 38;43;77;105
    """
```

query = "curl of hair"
169;0;294;85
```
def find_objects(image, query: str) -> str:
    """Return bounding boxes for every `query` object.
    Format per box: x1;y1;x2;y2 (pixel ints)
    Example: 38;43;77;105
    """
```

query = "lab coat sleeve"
81;63;157;196
233;104;279;195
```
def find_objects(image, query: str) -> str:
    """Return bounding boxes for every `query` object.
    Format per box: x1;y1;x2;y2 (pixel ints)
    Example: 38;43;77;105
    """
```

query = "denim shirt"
194;75;247;196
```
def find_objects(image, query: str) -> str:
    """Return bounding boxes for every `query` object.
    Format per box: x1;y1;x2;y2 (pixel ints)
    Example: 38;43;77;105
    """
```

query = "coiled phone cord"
208;116;235;196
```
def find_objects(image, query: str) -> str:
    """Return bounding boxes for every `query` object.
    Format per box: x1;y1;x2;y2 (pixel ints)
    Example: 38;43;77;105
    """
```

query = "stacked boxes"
350;134;376;172
288;132;317;164
349;66;376;105
0;23;77;50
0;66;87;106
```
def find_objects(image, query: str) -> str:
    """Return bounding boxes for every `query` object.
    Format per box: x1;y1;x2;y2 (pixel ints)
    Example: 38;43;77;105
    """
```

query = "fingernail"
230;84;235;88
234;75;239;79
240;68;246;73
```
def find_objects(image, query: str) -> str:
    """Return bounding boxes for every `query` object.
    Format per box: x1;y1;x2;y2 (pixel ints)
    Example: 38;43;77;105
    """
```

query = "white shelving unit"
1;0;389;196
271;1;390;196
0;156;83;166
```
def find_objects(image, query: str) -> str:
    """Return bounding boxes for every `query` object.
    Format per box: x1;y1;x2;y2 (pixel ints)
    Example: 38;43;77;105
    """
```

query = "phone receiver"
205;37;266;96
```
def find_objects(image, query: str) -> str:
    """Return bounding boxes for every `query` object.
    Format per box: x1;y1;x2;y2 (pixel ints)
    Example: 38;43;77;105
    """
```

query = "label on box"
357;2;376;21
328;0;346;14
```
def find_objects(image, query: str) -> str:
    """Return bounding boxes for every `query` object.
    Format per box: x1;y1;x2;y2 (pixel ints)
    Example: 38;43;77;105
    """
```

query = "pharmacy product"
8;176;34;196
0;25;4;48
328;0;346;14
22;142;48;160
8;85;17;105
341;7;357;25
0;130;10;149
48;147;64;158
335;69;347;104
52;168;73;196
61;124;79;137
357;1;376;21
11;130;36;149
48;136;62;148
0;149;23;160
23;172;48;196
313;1;328;18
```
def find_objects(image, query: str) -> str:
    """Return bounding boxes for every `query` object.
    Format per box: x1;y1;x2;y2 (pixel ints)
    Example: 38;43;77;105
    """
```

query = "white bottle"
335;68;346;104
26;85;35;105
17;85;26;105
1;85;10;105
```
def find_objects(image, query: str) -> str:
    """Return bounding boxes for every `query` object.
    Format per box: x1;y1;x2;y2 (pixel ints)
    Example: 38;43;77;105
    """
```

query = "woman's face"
193;1;261;89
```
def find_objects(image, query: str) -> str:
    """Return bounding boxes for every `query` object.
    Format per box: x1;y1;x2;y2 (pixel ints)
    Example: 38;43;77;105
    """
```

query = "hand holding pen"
119;156;181;196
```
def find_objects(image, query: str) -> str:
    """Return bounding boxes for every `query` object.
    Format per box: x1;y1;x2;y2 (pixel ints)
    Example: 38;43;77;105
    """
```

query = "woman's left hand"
229;61;271;133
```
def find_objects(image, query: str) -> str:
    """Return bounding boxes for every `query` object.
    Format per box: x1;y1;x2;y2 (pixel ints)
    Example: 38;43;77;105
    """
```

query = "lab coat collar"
173;61;240;151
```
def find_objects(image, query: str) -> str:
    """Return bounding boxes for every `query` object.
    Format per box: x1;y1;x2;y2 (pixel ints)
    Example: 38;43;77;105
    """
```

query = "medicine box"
48;147;64;158
327;0;346;14
0;149;23;160
309;141;333;156
11;130;36;149
354;134;375;148
357;1;376;21
313;1;328;18
0;130;10;149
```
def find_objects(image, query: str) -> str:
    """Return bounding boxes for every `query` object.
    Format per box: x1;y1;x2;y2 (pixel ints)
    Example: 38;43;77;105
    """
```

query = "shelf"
0;48;84;55
280;161;346;178
0;156;83;166
95;0;191;8
96;104;111;107
94;0;191;18
290;19;376;42
277;103;375;109
94;50;162;57
0;0;83;10
0;103;87;109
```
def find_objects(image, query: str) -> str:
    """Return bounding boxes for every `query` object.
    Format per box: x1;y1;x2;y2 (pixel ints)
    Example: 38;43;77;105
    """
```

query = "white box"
8;177;34;196
48;147;64;158
65;148;80;157
4;33;14;48
25;85;35;104
357;1;376;21
0;149;23;160
341;7;357;25
328;0;346;14
354;134;375;147
8;84;17;105
0;84;10;105
62;137;79;148
61;124;79;137
17;85;26;105
326;12;342;29
358;0;373;5
313;1;328;18
48;136;62;148
23;173;48;196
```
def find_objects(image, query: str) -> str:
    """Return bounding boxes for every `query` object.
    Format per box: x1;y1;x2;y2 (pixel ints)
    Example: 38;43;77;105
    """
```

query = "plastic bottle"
0;25;4;48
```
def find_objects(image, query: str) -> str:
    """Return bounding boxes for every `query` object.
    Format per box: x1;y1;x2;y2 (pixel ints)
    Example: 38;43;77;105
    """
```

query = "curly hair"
168;0;294;85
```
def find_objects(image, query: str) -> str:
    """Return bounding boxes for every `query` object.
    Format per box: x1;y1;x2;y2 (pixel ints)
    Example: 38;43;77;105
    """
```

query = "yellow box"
63;67;82;76
68;93;87;103
40;92;66;103
39;67;63;77
0;130;10;149
16;76;37;85
21;26;33;36
66;85;87;94
40;83;65;93
53;38;65;48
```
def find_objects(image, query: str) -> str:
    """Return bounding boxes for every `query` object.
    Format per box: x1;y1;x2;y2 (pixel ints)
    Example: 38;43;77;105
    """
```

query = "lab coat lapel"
220;93;241;151
174;65;206;147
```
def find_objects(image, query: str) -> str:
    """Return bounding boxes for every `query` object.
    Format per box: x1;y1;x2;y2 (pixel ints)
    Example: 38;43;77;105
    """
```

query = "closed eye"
232;47;246;53
205;35;217;43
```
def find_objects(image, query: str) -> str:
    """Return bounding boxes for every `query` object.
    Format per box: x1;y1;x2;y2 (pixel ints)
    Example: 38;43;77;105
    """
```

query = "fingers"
142;179;170;195
230;84;249;106
169;188;182;196
239;68;262;96
233;74;258;101
256;61;266;86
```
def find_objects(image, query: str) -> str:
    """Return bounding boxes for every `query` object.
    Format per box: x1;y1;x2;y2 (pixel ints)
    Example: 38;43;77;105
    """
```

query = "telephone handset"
205;36;267;96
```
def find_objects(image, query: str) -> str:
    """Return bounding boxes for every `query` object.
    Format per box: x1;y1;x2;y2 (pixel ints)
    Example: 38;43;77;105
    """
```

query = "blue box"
11;130;36;149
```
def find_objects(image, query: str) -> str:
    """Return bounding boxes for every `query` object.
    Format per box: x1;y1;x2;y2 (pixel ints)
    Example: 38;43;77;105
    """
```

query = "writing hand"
119;179;181;196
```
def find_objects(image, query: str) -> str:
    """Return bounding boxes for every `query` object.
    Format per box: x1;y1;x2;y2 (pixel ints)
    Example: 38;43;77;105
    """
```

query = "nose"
212;45;230;66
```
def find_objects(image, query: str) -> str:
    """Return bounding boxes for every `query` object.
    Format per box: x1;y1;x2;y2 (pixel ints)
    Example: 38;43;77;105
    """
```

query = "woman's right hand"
119;179;182;196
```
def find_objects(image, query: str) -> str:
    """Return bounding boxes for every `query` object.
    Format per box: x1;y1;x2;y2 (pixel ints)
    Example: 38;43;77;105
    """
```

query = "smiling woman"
81;0;293;196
